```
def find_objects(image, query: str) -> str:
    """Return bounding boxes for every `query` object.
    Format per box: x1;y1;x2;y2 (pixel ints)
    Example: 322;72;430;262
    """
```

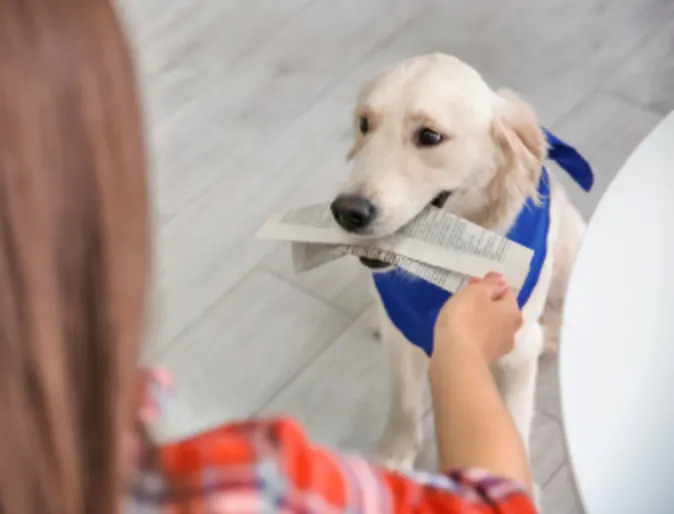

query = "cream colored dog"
330;54;585;482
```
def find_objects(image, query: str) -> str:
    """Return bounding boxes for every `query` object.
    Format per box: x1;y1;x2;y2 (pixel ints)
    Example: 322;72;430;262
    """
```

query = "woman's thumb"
482;272;508;299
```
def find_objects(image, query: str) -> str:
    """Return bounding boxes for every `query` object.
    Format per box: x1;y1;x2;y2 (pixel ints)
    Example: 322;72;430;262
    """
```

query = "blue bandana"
372;129;593;356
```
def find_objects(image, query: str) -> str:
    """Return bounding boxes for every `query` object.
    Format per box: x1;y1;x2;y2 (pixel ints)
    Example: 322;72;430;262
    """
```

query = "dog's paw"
373;425;422;473
542;338;559;356
373;450;417;473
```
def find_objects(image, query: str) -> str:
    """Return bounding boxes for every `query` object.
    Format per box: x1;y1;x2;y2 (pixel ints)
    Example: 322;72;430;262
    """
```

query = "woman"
0;0;535;513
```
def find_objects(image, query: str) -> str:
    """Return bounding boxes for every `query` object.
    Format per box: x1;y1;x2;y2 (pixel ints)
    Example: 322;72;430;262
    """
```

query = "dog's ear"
491;89;546;185
477;89;546;227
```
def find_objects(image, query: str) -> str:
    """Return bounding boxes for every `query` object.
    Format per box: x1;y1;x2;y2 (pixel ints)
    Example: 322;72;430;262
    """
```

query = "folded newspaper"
256;203;534;293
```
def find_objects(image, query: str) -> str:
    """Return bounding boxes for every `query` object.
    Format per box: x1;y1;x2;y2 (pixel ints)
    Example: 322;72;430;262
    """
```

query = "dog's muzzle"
358;190;453;270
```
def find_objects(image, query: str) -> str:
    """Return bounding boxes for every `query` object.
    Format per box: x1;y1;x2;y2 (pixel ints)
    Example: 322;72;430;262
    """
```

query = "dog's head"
330;54;546;269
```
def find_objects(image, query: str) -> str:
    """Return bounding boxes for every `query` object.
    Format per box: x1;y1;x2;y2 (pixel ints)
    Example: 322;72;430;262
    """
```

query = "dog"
329;53;590;488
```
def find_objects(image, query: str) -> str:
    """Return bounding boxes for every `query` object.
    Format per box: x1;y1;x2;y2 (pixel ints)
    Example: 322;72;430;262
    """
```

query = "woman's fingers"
138;367;173;425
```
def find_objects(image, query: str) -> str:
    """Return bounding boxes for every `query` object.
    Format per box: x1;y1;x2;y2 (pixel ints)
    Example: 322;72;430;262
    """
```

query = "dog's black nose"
330;194;376;232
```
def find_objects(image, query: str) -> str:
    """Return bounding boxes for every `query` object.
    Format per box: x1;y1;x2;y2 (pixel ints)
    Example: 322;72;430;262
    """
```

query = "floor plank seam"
249;317;360;417
149;237;289;361
549;20;665;132
154;0;325;77
543;461;566;489
536;406;561;423
598;88;668;118
260;265;358;319
174;3;429;216
600;10;672;84
149;5;433;227
539;407;561;424
352;1;433;66
147;263;264;362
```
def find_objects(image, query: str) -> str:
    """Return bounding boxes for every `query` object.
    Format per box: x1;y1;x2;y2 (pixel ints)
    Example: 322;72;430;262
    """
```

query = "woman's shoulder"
130;416;535;513
161;416;306;475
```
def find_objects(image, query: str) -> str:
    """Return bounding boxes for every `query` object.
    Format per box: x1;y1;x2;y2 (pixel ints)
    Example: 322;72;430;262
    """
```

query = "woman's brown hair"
0;0;149;513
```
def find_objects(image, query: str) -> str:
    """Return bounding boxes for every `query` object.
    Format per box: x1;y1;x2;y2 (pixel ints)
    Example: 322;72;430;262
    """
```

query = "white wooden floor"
119;1;673;512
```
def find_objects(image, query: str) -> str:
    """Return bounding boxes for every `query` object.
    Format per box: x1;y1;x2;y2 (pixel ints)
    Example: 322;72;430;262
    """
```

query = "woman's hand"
125;368;172;480
433;272;523;364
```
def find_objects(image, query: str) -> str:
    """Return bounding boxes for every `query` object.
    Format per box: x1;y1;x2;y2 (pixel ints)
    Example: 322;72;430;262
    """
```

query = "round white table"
560;112;674;513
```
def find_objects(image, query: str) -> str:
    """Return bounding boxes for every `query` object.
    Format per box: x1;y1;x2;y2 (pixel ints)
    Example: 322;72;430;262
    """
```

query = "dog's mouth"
430;190;452;208
358;257;391;269
359;190;453;270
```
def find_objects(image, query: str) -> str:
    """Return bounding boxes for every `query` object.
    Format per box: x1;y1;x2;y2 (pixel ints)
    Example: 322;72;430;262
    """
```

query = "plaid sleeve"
132;417;535;514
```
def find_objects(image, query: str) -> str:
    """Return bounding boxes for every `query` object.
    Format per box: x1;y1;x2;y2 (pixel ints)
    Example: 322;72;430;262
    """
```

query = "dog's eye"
417;128;443;147
359;117;370;134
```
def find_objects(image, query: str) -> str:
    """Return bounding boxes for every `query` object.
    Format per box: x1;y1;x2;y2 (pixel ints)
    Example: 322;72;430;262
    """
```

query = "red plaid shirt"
128;417;536;513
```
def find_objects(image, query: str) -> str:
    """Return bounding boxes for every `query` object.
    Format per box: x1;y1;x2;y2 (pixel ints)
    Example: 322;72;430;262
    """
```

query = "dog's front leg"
374;303;427;471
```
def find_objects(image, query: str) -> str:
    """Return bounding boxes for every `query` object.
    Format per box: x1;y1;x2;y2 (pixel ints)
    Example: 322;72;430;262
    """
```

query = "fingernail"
487;272;506;283
151;367;173;389
468;277;480;284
